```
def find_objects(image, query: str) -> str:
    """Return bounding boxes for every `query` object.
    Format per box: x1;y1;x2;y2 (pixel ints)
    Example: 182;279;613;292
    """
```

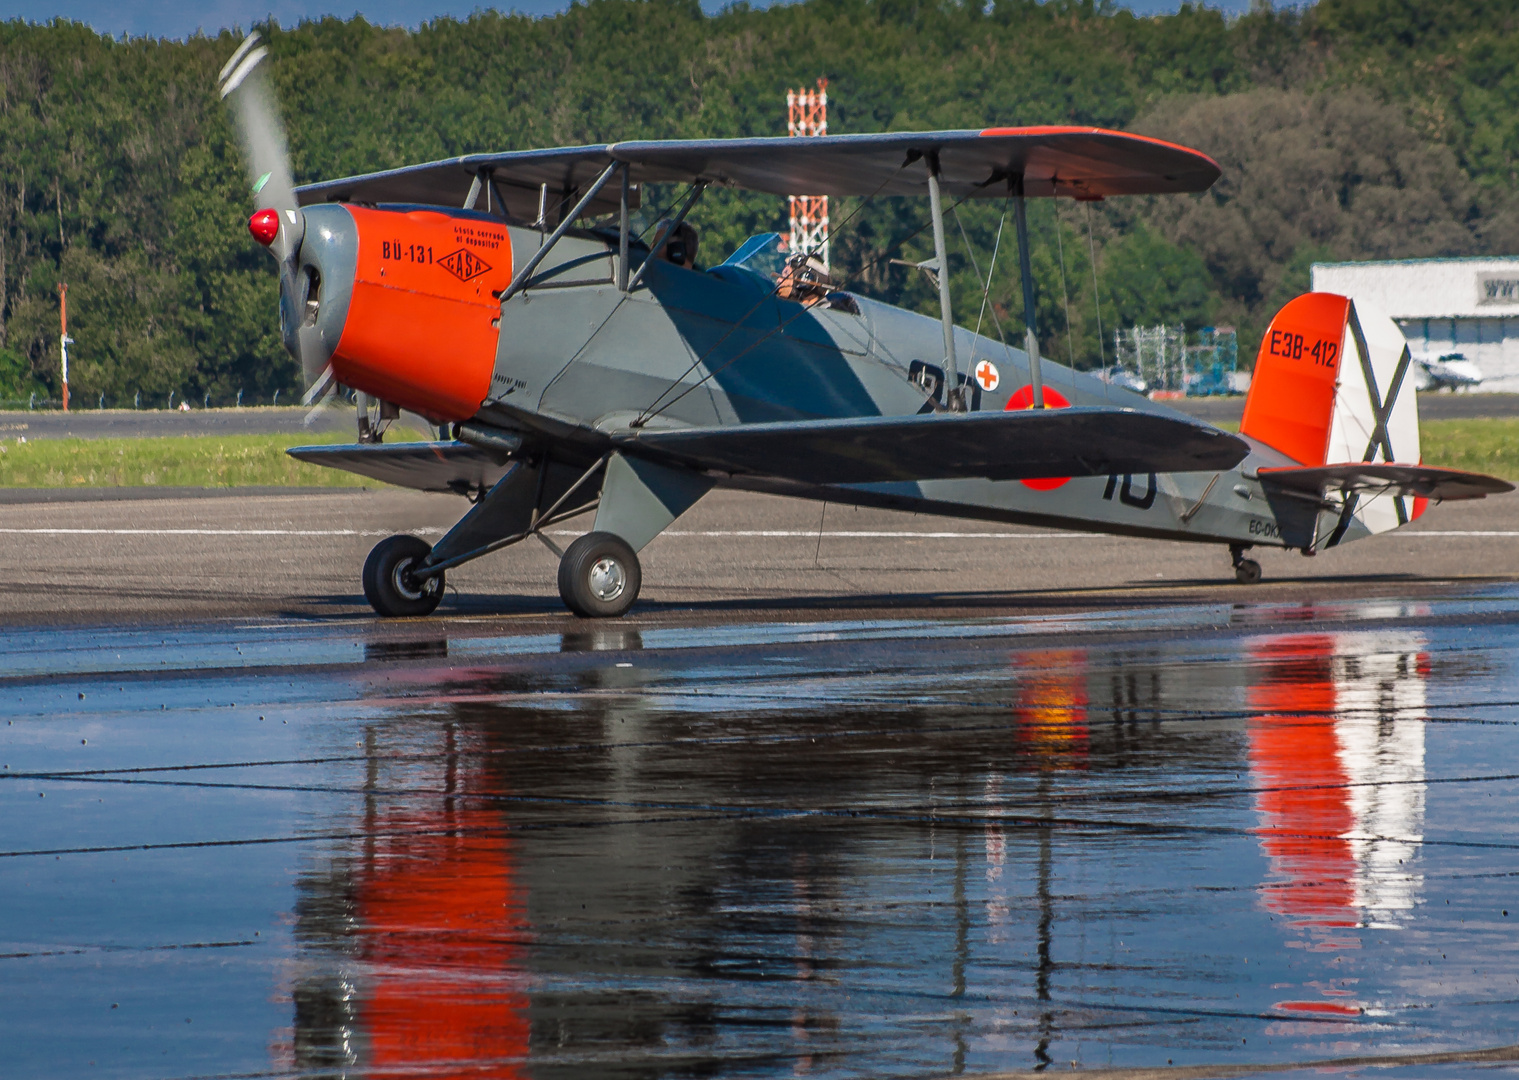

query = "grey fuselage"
457;222;1351;555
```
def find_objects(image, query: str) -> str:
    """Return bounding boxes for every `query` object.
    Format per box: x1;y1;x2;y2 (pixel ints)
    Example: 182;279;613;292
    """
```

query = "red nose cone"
248;208;280;247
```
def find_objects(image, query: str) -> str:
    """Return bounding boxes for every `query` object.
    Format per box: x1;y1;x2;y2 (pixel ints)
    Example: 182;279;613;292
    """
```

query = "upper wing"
294;128;1219;214
616;409;1248;485
614;128;1219;200
295;146;620;221
288;441;514;494
1259;463;1514;502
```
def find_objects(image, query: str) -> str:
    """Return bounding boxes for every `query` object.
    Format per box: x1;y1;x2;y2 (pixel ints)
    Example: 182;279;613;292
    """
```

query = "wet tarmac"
4;582;1519;1079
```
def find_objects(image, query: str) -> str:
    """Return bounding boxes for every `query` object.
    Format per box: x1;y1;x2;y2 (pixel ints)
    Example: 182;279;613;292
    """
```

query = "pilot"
776;254;831;307
658;220;699;269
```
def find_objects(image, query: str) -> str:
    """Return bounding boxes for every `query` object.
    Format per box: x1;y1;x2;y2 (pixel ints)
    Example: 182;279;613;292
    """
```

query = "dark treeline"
1;0;1516;402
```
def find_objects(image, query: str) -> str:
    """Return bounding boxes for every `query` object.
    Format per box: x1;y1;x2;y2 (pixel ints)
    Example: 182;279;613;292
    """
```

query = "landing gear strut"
1230;543;1262;585
363;535;445;617
558;531;641;618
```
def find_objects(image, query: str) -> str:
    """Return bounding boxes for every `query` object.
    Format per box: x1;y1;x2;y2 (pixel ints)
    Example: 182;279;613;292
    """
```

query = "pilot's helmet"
796;256;830;287
779;255;832;304
658;220;699;268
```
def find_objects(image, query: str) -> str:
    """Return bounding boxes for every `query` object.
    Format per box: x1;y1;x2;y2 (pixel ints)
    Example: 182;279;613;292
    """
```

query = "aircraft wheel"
363;534;444;617
558;531;641;618
1234;558;1262;585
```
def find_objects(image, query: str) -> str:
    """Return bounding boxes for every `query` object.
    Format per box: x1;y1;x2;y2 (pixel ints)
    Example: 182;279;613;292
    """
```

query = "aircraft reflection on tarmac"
280;628;1438;1076
285;731;530;1076
1249;632;1428;1021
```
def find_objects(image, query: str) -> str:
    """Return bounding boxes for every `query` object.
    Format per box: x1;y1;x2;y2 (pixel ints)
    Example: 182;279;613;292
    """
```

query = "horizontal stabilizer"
617;408;1248;485
1259;463;1514;502
287;441;513;494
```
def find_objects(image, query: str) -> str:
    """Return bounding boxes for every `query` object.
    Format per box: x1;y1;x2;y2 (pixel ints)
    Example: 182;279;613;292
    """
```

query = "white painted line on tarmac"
0;528;446;536
0;526;1511;540
1403;530;1519;537
552;529;1100;539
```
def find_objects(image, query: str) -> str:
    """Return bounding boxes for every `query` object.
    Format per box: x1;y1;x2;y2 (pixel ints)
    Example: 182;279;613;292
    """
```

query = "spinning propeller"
217;34;334;406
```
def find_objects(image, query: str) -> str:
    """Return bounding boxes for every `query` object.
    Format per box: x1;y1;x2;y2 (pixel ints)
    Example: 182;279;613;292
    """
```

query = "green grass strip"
0;431;395;488
1195;419;1517;481
0;419;1511;488
1419;418;1519;481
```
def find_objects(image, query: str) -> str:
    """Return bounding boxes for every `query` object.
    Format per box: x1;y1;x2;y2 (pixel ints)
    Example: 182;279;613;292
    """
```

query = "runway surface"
0;406;358;440
3;488;1519;1079
1;486;1518;625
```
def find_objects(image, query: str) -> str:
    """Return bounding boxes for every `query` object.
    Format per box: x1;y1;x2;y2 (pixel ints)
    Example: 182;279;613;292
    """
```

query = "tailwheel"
1230;544;1262;585
363;534;444;617
558;531;641;618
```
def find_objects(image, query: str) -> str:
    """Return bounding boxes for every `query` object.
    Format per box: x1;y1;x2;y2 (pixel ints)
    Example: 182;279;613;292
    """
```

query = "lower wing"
287;441;512;494
616;408;1248;485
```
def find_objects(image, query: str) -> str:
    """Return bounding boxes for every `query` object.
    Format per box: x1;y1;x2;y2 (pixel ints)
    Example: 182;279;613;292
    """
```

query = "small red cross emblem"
974;360;999;391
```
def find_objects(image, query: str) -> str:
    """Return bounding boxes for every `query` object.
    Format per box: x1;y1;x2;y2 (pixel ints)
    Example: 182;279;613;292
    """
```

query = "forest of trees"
0;0;1517;403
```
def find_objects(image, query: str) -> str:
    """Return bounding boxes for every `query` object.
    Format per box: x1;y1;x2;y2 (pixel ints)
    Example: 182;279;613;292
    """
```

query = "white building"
1311;257;1519;392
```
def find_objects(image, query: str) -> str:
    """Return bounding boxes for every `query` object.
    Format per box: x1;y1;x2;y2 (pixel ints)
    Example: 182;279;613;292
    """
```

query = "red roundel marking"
1005;385;1071;490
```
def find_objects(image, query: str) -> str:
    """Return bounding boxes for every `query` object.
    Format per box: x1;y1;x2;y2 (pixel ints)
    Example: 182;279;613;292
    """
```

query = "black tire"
1234;558;1262;585
363;534;444;617
557;531;641;618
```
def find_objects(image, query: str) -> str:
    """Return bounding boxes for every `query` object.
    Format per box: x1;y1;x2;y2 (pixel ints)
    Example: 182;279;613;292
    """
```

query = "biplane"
219;35;1511;619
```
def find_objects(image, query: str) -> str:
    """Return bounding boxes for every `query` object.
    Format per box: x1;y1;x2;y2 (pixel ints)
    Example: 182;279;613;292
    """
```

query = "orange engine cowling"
314;205;513;422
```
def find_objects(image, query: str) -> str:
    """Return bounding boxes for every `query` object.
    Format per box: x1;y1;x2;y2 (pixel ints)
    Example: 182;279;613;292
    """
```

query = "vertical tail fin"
1241;293;1351;466
1243;292;1423;530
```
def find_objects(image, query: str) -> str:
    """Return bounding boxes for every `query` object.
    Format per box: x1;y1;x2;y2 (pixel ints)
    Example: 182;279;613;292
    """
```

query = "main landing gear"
557;532;642;617
1229;544;1262;585
361;529;642;619
359;450;710;620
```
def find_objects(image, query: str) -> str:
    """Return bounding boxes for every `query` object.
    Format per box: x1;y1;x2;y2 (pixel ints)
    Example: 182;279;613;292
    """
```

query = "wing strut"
627;181;707;292
1011;174;1046;409
617;163;631;291
925;154;965;411
498;161;619;306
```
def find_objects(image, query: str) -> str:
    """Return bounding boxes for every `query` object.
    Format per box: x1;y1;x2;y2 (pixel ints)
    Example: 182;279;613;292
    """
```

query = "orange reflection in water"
1248;636;1357;927
1013;649;1089;767
355;799;528;1077
1247;632;1428;1017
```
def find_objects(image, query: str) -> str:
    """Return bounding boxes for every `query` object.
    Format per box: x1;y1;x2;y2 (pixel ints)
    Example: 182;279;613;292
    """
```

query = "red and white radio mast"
787;78;829;271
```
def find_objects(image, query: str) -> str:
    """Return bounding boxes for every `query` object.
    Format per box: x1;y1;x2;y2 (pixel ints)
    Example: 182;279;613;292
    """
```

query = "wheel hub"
587;556;626;602
392;556;434;601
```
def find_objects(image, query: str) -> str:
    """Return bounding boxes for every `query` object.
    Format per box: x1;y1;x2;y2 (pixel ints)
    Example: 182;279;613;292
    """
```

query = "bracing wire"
542;181;703;389
1085;200;1109;403
956;200;1011;358
636;182;699;244
1051;200;1077;393
635;165;916;426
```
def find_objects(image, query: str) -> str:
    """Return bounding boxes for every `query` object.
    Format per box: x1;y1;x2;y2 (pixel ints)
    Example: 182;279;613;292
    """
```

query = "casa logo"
439;248;492;282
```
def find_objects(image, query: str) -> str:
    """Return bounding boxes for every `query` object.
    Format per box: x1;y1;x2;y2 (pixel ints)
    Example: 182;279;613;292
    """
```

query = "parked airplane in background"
1417;353;1484;393
218;35;1511;619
